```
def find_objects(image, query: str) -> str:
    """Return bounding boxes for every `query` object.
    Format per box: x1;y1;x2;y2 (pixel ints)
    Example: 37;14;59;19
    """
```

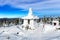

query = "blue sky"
0;0;60;18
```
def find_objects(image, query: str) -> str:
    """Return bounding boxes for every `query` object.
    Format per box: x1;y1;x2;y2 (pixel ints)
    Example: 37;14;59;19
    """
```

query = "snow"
22;8;39;19
0;24;60;40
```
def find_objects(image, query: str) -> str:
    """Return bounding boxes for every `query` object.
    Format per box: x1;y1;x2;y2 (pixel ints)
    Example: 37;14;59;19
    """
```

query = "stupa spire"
28;8;32;16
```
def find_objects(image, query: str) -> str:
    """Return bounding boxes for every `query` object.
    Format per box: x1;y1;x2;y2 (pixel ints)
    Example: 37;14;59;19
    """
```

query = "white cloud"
21;0;60;10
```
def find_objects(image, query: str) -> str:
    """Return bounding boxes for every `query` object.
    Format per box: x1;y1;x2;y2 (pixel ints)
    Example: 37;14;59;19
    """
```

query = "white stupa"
22;8;39;29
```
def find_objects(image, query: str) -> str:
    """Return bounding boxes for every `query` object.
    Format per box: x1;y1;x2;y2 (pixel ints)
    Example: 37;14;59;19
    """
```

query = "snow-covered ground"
0;24;60;40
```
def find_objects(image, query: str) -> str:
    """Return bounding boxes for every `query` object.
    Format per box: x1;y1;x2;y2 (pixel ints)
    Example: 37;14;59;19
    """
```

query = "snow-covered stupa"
22;8;39;29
